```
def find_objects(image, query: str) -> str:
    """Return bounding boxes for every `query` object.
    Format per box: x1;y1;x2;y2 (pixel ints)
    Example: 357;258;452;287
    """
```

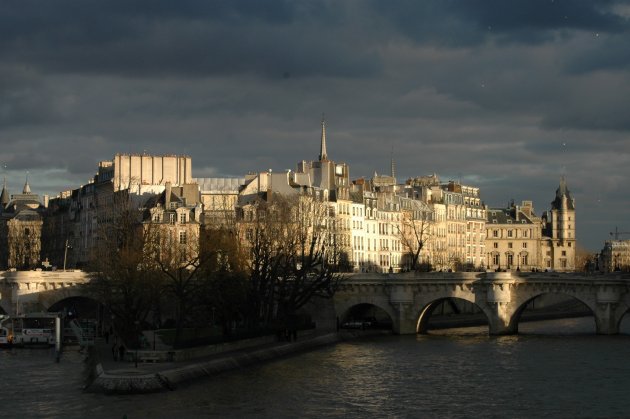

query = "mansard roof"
12;208;42;222
487;208;535;225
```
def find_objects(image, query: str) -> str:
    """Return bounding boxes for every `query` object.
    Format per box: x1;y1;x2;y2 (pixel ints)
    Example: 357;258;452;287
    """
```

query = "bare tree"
239;193;343;331
143;217;206;347
397;198;433;271
87;189;161;345
575;243;596;272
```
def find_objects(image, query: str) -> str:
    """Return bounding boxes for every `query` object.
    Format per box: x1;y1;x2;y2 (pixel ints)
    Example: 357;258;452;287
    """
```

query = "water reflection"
3;317;630;418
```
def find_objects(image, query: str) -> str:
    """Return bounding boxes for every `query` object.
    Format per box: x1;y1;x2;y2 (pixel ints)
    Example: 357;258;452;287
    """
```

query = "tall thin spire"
319;114;328;162
390;147;396;180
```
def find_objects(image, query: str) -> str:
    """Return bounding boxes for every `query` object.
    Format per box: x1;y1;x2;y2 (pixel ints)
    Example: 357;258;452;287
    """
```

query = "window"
508;243;513;249
507;254;513;267
493;230;498;238
562;250;566;256
522;243;527;248
507;230;513;238
179;231;187;244
180;213;187;223
493;242;498;249
169;214;176;224
521;255;528;266
493;254;500;265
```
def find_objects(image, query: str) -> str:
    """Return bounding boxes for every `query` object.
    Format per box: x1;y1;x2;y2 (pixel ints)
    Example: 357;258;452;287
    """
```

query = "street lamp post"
134;320;140;368
63;238;72;271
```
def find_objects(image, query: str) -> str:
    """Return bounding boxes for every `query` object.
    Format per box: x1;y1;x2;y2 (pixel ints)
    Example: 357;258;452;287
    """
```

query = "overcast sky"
1;0;629;250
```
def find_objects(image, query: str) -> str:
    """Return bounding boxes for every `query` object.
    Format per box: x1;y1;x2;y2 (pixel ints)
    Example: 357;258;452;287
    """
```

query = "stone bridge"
0;270;91;315
334;271;630;335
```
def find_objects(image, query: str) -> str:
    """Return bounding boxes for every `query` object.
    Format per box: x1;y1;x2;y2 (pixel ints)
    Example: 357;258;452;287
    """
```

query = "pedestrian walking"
112;343;118;361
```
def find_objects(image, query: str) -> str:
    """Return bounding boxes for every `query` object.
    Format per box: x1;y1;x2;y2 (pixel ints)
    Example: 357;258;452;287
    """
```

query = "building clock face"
335;165;344;176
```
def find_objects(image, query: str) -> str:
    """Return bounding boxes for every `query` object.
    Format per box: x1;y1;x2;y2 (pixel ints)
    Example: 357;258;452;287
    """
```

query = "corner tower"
551;176;575;243
543;176;576;271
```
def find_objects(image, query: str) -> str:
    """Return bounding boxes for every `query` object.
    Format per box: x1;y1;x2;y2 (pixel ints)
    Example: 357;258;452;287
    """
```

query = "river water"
3;317;630;418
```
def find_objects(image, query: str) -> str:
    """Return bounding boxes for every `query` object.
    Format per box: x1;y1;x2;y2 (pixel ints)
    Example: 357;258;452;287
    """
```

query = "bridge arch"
415;296;492;334
613;302;630;334
509;292;596;333
47;296;104;320
338;302;396;330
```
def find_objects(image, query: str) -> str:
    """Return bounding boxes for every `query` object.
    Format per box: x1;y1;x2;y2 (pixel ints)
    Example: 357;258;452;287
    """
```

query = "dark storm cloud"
372;0;629;46
0;0;629;250
565;34;630;73
0;0;380;79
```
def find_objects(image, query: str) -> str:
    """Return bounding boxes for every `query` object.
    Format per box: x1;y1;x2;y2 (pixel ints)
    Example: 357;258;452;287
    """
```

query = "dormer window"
180;212;187;223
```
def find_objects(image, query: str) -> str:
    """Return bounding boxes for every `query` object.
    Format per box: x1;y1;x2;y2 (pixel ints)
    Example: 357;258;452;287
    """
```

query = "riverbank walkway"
85;329;354;394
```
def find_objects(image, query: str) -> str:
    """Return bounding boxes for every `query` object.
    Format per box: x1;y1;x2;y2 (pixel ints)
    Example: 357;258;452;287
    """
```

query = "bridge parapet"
335;271;630;336
0;270;91;315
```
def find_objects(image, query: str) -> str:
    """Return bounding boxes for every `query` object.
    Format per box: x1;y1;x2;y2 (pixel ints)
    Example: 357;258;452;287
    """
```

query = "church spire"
390;148;396;180
319;114;328;162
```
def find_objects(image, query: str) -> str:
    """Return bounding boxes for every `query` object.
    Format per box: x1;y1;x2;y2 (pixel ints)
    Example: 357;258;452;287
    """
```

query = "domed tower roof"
23;177;32;194
0;178;9;207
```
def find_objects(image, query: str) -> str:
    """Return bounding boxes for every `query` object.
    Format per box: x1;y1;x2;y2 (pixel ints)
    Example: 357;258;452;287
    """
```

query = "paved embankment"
86;330;372;394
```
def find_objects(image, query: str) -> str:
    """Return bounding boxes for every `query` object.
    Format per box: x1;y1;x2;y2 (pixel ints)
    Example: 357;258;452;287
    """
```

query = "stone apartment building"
0;123;579;275
142;182;203;265
599;240;630;272
485;178;576;272
45;154;196;268
486;200;543;271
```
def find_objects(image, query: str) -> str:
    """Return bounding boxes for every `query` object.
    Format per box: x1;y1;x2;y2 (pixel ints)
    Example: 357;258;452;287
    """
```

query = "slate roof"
487;208;534;225
551;177;575;210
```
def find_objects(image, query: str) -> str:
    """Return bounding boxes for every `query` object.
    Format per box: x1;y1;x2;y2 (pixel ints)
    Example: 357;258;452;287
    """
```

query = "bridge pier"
392;303;418;334
390;285;417;334
594;286;625;335
594;303;620;335
486;303;518;335
484;274;517;335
